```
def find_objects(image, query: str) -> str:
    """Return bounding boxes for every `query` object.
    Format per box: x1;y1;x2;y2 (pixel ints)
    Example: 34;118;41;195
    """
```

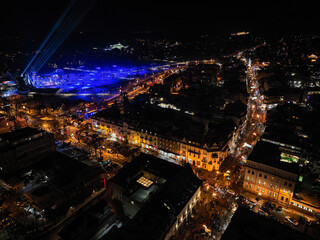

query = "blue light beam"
31;0;95;74
22;0;76;76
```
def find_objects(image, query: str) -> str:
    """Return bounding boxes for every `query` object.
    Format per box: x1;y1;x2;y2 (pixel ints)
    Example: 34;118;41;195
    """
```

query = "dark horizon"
0;1;319;39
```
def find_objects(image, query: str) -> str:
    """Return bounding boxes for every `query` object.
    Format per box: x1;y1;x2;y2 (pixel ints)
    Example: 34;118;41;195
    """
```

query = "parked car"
260;206;270;214
276;206;282;213
258;209;268;216
285;216;298;226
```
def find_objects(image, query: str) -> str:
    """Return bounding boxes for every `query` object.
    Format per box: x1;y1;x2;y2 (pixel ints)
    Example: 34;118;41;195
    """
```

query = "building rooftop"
58;199;116;240
107;153;202;240
24;151;102;210
0;127;45;146
221;207;315;240
111;153;182;188
248;141;300;175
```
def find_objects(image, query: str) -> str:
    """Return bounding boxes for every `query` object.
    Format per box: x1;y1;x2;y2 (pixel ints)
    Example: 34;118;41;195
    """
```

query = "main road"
220;54;267;182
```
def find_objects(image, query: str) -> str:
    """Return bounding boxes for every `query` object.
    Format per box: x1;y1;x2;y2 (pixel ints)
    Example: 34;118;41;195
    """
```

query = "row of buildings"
91;105;231;172
91;61;247;172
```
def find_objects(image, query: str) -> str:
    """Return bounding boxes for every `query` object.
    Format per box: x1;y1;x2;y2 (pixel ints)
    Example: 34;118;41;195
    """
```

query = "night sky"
0;1;318;38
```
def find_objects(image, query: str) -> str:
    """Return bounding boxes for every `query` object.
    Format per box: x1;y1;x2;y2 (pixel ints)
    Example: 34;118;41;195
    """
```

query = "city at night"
1;1;320;240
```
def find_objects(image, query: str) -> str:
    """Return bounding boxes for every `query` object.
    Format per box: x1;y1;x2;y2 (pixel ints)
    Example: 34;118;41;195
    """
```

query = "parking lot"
239;190;320;238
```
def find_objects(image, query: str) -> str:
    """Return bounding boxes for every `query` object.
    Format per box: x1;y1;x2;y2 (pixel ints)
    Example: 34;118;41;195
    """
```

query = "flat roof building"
0;127;55;177
106;153;202;240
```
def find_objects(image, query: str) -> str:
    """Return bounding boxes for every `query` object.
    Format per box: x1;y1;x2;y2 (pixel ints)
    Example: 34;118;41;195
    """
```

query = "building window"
269;184;273;188
264;175;267;179
283;189;286;193
246;176;250;180
261;189;264;193
258;180;261;184
257;187;260;191
252;171;254;175
289;183;292;188
286;198;289;203
259;173;262;177
268;191;271;196
284;182;287;186
248;170;251;174
273;193;276;198
249;184;252;189
281;196;284;201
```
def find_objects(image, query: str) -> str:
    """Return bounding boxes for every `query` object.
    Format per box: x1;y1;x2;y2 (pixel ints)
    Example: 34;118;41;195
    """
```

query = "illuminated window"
136;176;153;188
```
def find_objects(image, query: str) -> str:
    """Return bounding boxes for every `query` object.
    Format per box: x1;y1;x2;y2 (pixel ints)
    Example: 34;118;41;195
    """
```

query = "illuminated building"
92;115;229;171
180;140;228;171
104;43;129;51
243;142;299;206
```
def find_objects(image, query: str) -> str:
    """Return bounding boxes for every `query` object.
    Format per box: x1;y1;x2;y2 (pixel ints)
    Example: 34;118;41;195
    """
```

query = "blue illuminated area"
29;64;169;95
